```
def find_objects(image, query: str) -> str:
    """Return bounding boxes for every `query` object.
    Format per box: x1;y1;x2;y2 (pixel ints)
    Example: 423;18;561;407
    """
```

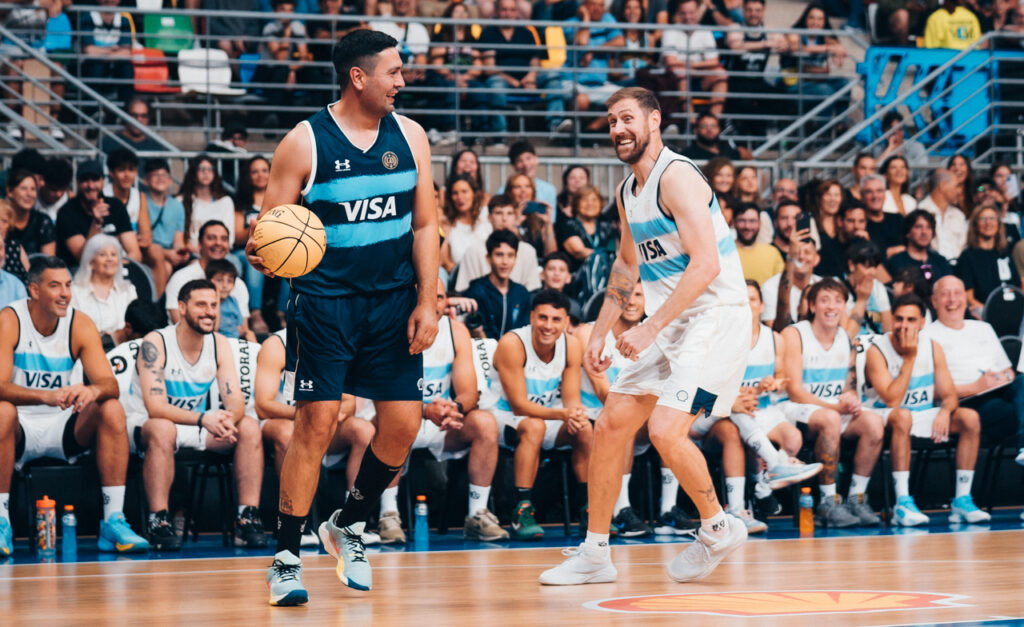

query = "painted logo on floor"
584;590;971;617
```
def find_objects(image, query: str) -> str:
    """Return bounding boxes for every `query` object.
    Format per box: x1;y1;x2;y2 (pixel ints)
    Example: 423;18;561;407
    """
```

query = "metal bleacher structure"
1;4;1022;196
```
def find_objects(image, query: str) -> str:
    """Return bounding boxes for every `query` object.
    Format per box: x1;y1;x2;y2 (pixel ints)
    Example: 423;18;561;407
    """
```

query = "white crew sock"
613;474;632;516
848;474;871;498
955;470;974;498
660;467;678;513
584;531;610;555
102;486;125;520
731;412;790;469
0;493;9;524
725;477;745;512
820;482;837;498
379;486;399;515
892;471;910;498
468;483;490;516
701;509;728;540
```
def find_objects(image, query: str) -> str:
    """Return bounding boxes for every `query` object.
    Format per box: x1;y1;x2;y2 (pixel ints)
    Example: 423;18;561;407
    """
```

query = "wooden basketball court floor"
3;520;1024;626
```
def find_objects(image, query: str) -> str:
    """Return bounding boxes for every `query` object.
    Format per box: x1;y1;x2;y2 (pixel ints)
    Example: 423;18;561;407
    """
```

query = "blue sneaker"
949;495;991;524
0;518;12;557
319;515;372;591
267;550;308;606
98;512;150;553
894;496;929;527
766;460;823;490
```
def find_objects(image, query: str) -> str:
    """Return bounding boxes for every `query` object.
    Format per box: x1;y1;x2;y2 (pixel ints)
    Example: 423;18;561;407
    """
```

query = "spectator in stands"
6;168;55;257
203;123;250;191
927;275;1024;462
956;204;1020;316
844;239;893;336
462;229;532;339
178;155;236;250
99;99;165;157
703;156;736;197
877;111;929;165
725;0;789;129
923;0;982;48
442;174;492;273
0;199;29;283
57;160;141;266
36;157;72;221
881;155;919;216
143;159;188;272
616;0;657;81
306;0;363;88
948;153;976;215
455;194;541;292
891;265;935;316
447;149;487;199
878;0;939;45
369;0;431;92
556;185;618;273
992;162;1022;213
682;113;747;161
534;251;582;318
763;239;821;330
424;1;481;142
996;3;1024;49
661;0;728;118
122;299;168;341
232;156;270;330
611;0;669;41
506;141;558;209
918;167;968;260
188;0;261;60
977;177;1021;239
255;0;314;127
104;149;168;296
205;258;255;341
505;173;557;256
885;209;955;281
735;203;784;285
0;0;56;140
810;179;844;273
0;224;26;308
563;0;625;132
732;166;761;206
0;149;45;200
771;178;799;207
770;200;803;259
77;0;133;103
780;3;849;117
556;165;591;221
71;234;137;347
863;174;905;257
165;220;248;324
845;153;877;205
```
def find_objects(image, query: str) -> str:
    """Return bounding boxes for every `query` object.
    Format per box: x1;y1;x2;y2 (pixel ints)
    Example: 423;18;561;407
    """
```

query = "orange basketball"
252;204;326;278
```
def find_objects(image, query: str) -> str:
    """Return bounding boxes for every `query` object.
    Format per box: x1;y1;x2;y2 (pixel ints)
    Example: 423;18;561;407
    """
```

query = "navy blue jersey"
294;107;418;297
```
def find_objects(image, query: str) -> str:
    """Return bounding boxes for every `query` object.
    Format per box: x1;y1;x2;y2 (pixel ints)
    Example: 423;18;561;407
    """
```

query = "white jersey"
494;326;565;413
580;330;630;413
270;330;295;406
210;337;259;415
620;147;747;318
108;339;141;401
866;333;935;411
127;325;218;414
422;316;455;404
103;183;141;231
742;325;778;409
8;299;77;417
794;320;851;403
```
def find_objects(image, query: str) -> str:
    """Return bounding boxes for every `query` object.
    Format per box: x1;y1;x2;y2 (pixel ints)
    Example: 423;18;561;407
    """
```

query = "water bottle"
798;487;815;537
413;495;429;549
62;505;77;558
35;495;56;557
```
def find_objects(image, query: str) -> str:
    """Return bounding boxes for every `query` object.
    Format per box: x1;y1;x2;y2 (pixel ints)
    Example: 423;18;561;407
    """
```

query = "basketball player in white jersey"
541;87;751;586
0;256;149;556
781;278;884;528
493;289;590;541
864;293;989;525
130;279;266;550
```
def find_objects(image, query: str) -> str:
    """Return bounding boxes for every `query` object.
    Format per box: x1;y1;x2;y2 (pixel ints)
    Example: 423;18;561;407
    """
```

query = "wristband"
197;412;205;431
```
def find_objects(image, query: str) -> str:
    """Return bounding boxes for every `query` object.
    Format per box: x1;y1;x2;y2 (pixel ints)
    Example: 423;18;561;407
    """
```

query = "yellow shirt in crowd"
923;6;981;50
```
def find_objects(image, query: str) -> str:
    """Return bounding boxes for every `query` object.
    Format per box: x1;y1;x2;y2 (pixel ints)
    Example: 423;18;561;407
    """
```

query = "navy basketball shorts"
286;286;423;402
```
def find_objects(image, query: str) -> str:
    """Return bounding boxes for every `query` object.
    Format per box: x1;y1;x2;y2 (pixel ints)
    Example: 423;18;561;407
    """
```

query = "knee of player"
0;401;18;429
516;418;546;444
955;407;981;433
814;409;842;434
142;418;177;451
237;416;262;441
350;418;376;448
888;408;912;433
862;411;886;443
469;410;498;442
780;425;803;453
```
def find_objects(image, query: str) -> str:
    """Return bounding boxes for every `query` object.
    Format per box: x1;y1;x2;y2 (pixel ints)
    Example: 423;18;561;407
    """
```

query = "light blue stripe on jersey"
526;377;560;397
743;363;773;383
325;212;412;249
629;214;676;243
607;366;621;383
908;372;934;390
803;367;848;383
638;253;690;282
423;363;452;381
497;398;512;411
718;234;737;256
165;379;214;399
305;169;418;204
581;389;601;408
14;352;74;372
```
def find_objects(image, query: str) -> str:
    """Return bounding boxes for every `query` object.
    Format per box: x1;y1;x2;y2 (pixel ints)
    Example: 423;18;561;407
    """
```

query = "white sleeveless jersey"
422;316;455;404
620;147;747;318
580;330;630;412
741;325;778;409
794;320;851;403
494;326;565;413
128;325;218;413
208;337;259;415
103;183;141;231
8;299;77;417
866;333;935;411
271;329;295;407
107;339;141;403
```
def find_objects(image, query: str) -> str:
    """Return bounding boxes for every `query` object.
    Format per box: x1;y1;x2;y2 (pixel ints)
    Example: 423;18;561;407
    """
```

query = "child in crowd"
205;258;255;341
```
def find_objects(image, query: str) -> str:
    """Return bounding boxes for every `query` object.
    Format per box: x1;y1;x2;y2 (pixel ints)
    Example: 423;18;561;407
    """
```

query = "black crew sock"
334;446;404;530
514;487;533;504
275;512;306;557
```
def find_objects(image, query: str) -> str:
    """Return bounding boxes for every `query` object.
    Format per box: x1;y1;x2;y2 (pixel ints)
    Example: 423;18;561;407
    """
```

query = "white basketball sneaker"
667;513;748;583
539;543;617;585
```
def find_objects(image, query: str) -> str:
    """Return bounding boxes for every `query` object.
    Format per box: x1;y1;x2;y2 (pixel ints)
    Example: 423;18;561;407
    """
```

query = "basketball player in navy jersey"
246;29;439;606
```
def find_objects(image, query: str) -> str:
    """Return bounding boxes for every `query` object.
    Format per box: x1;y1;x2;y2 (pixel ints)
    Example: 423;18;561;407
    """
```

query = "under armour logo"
350;488;364;501
335;159;351;172
299;380;313;390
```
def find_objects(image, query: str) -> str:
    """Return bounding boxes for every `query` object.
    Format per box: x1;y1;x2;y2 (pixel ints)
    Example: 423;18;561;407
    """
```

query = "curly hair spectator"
556;185;618;273
441;174;491;273
884;209;954;282
71;234;137;346
179;155;235;251
703;156;736;197
956;204;1020;317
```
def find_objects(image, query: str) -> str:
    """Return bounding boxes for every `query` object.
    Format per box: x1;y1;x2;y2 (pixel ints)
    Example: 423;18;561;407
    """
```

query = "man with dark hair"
680;114;747;161
246;27;439;604
735;203;785;285
724;0;788;130
534;252;583;320
844;239;893;336
501;141;558;209
0;255;149;556
863;173;905;257
919;168;968;260
845;153;877;204
123;299;168;340
56;159;142;266
885;209;955;280
105;148;169;296
454;194;541;292
770;201;803;259
99;98;166;157
36;157;73;221
463;230;533;339
143;159;189;269
877;110;928;164
492;288;591;540
167;220;249;324
816;203;870;277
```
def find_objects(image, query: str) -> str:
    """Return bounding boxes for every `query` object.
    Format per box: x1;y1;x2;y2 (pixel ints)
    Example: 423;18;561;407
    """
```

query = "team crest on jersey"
382;151;399;170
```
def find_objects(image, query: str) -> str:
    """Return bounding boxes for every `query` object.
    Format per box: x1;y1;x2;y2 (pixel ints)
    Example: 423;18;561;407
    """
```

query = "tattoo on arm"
605;267;635;309
224;382;232;397
140;340;159;368
279;490;294;515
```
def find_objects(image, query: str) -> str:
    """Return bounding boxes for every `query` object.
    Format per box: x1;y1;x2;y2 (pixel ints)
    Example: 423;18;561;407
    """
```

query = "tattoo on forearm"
279;490;294;515
605;267;635;309
148;387;164;397
140;340;158;368
700;485;717;504
224;382;232;397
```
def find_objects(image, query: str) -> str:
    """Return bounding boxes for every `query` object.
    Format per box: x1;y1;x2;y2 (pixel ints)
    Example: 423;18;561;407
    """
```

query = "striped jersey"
866;332;935;411
422;316;455;404
494;326;565;414
741;325;779;409
8;299;77;417
127;324;218;414
620;147;747;318
296;107;417;297
793;320;850;403
580;330;629;415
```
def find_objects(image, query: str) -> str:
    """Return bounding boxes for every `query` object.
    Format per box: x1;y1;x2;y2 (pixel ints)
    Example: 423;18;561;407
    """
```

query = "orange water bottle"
798;487;814;537
36;495;57;556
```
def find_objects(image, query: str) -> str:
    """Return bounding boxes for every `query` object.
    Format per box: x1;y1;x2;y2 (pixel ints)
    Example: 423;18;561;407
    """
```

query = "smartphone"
795;212;812;239
523;201;547;215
